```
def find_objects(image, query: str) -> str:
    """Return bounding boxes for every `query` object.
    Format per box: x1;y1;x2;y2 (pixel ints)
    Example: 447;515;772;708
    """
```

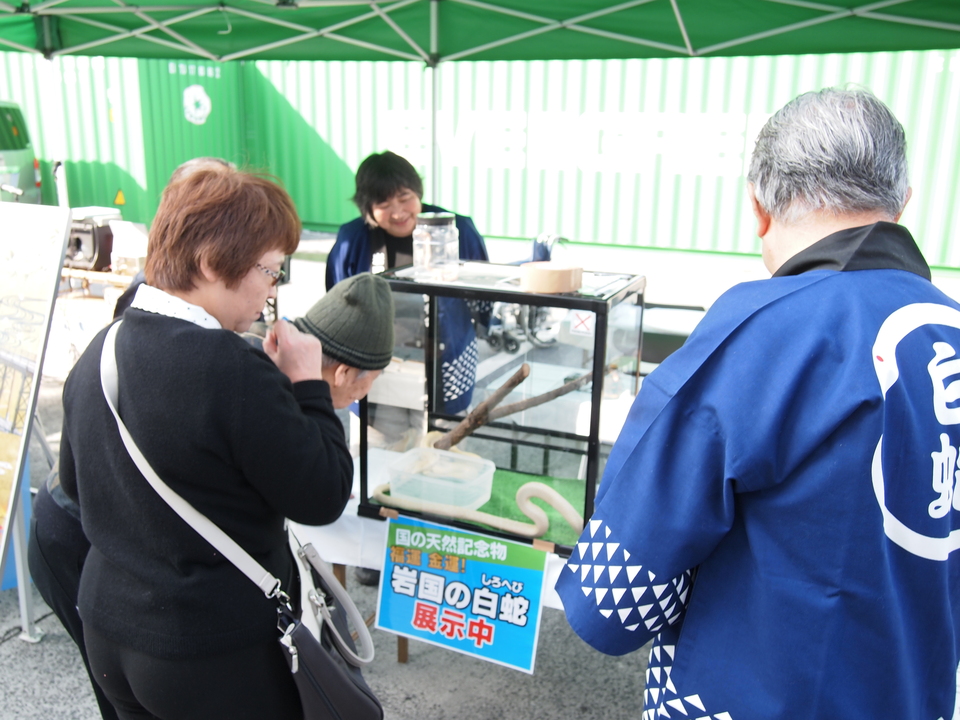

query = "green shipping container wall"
2;49;960;267
0;52;357;228
254;51;960;266
239;61;359;233
0;53;246;222
138;59;245;216
1;53;144;212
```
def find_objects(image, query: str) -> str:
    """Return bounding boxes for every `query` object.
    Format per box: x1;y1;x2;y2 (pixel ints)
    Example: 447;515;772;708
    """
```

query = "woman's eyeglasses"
256;263;285;286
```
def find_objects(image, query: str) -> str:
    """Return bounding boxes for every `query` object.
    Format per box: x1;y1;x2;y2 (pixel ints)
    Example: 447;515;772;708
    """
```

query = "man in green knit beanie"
294;271;394;408
253;272;395;409
269;272;396;588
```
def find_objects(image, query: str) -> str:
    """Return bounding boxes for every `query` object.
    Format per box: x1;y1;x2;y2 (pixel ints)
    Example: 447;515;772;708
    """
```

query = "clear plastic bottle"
412;212;459;281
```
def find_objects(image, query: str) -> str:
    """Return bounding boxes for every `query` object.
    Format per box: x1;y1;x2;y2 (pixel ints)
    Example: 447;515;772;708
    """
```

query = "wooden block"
519;262;583;294
532;539;555;553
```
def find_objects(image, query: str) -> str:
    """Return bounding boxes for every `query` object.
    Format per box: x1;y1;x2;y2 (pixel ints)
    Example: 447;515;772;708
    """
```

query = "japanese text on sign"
376;517;547;673
394;527;509;560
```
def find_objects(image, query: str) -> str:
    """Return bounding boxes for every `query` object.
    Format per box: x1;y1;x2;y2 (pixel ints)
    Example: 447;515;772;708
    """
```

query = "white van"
0;101;41;204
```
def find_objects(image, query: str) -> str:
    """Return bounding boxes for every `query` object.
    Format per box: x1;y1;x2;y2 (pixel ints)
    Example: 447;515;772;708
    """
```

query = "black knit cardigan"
60;308;353;659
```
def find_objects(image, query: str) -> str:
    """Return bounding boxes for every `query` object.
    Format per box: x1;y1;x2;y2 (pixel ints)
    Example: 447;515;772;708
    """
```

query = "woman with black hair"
326;151;488;289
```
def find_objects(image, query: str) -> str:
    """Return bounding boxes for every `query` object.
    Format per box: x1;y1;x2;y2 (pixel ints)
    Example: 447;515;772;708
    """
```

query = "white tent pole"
0;37;41;53
430;0;439;205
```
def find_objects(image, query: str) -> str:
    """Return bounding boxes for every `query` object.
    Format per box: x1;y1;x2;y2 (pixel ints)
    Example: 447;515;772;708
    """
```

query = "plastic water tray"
389;447;495;511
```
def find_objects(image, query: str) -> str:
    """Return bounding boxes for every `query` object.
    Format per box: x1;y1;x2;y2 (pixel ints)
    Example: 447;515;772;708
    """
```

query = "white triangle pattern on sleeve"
642;634;735;720
569;518;731;719
441;338;479;403
563;517;692;634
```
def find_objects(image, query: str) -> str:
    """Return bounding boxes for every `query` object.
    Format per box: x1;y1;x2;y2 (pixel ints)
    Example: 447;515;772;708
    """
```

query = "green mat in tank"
474;469;586;547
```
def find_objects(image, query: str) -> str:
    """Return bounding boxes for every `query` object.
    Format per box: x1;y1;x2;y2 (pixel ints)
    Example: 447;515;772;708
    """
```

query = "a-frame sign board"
0;202;71;631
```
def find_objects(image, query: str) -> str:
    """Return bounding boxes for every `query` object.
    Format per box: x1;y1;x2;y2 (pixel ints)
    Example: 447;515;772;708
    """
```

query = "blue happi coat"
557;223;960;720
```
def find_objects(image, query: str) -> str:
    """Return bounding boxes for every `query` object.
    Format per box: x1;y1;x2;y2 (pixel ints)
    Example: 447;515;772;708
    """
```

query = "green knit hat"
293;273;395;370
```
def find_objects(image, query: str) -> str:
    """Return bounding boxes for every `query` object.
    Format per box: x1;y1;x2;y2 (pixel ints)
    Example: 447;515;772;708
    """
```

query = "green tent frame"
2;1;959;65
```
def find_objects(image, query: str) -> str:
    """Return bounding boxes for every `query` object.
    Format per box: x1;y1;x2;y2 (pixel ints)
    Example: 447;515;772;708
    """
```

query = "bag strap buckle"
267;578;293;611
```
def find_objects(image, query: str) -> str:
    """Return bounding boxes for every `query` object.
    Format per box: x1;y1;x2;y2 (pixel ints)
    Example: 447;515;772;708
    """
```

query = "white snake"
371;480;584;538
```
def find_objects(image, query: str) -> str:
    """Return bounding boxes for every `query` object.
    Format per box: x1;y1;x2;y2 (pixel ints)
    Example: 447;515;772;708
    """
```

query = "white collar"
129;284;222;330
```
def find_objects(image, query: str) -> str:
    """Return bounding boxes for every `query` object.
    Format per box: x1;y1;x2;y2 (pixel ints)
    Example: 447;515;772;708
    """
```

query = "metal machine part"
65;206;121;271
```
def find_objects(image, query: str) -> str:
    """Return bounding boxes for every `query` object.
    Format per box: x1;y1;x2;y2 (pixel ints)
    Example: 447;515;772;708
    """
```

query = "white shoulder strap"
100;321;282;599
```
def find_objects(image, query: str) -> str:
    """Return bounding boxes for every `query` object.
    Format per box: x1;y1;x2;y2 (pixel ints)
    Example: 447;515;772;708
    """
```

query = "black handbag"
101;320;384;720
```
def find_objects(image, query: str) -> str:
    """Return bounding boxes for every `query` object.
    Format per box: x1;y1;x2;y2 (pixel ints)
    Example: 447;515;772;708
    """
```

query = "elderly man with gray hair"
557;87;960;719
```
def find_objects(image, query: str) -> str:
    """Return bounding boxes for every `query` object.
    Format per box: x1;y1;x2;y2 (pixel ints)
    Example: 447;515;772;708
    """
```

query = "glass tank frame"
357;262;646;557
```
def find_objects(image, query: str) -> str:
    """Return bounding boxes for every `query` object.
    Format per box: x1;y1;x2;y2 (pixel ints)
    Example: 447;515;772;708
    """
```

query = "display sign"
0;202;71;581
375;516;548;674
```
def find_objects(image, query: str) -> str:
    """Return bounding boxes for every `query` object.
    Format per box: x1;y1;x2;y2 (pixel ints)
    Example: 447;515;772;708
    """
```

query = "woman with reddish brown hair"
58;166;353;719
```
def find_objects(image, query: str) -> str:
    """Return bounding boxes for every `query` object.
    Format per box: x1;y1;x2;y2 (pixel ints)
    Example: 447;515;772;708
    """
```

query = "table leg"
397;636;408;664
333;563;346;587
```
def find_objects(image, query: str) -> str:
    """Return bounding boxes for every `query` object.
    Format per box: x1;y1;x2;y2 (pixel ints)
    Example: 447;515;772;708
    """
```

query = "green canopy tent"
2;0;960;63
3;0;960;181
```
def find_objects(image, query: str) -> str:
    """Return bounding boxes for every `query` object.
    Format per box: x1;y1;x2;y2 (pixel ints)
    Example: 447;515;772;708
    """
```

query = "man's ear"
198;255;219;284
894;187;912;222
748;183;772;239
364;212;378;228
332;363;355;388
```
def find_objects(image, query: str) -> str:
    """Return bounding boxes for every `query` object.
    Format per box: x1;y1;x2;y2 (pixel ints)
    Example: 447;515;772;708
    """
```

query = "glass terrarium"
358;261;645;556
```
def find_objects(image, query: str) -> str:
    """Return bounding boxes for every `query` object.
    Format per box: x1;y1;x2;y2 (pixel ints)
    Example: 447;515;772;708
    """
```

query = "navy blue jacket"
558;223;960;719
325;203;487;290
326;204;488;414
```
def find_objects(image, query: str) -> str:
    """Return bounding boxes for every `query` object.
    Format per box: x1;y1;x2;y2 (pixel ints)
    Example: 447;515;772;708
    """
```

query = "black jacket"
60;308;352;659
